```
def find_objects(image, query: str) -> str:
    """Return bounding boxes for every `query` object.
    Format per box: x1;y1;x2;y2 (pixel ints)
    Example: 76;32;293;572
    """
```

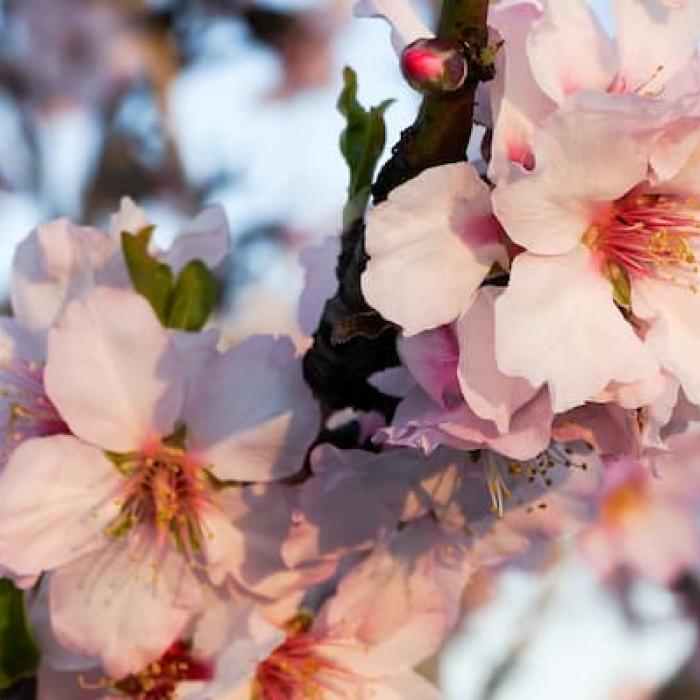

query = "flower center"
253;614;349;700
601;477;650;526
0;358;65;458
81;641;213;699
585;192;700;288
107;441;211;557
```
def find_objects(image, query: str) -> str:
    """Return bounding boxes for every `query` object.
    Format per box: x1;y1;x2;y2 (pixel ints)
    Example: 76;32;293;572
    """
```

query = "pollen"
80;641;213;700
253;614;352;699
105;441;212;565
586;191;700;291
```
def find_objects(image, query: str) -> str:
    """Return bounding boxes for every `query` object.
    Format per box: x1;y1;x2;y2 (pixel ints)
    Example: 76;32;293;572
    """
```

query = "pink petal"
633;277;700;406
11;219;113;334
319;518;470;670
526;0;616;103
186;335;318;481
488;1;554;178
49;531;204;678
398;326;461;408
0;435;121;577
283;445;429;567
109;197;151;238
456;287;539;432
493;96;654;255
165;205;230;275
613;0;700;94
45;288;185;451
297;235;340;337
363;163;504;335
495;249;658;412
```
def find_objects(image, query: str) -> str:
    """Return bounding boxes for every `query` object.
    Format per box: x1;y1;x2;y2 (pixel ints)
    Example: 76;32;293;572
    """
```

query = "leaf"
338;67;393;228
121;232;174;324
0;579;39;690
167;260;216;332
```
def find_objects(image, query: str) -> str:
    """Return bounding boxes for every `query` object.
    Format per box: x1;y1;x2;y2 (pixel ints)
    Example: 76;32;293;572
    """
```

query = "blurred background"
0;0;697;698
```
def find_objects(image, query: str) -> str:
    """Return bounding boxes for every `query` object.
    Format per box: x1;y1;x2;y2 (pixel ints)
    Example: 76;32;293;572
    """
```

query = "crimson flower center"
81;641;213;700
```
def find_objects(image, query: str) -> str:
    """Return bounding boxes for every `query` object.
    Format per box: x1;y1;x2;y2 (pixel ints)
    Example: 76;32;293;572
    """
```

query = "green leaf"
338;67;393;228
121;231;174;324
0;579;39;689
167;260;216;332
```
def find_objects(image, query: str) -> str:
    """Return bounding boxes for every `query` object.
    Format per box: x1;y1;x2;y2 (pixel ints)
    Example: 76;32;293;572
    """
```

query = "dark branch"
303;0;491;419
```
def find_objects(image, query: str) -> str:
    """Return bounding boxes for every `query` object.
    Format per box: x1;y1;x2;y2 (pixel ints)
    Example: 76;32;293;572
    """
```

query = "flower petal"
493;97;653;255
11;219;113;335
45;288;185;451
186;335;318;482
49;531;204;678
633;277;700;406
165;205;230;275
488;1;555;178
0;435;121;577
495;249;658;412
363;163;504;335
527;0;616;103
456;287;539;432
613;0;700;93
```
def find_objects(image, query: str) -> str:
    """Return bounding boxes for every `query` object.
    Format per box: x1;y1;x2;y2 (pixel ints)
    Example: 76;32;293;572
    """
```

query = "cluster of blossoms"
4;0;700;698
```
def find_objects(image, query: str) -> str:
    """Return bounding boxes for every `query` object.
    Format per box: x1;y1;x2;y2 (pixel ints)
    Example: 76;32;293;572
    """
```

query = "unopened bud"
400;38;469;94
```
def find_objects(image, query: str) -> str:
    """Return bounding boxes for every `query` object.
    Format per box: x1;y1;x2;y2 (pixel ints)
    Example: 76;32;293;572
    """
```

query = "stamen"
254;615;356;699
586;192;700;291
0;358;65;458
105;444;214;571
80;641;212;700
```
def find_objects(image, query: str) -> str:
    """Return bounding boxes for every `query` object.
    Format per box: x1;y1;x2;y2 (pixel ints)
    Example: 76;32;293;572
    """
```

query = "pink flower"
489;0;700;179
491;95;700;412
0;288;318;676
362;163;506;336
377;292;552;461
578;428;700;584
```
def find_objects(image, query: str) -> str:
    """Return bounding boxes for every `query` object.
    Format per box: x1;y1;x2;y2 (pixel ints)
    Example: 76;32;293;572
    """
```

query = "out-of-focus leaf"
167;260;216;331
121;231;173;324
338;67;393;228
0;580;39;690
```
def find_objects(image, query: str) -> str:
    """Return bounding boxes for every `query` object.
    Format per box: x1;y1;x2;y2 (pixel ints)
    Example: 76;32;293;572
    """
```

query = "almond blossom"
578;427;700;585
0;287;319;676
490;0;700;179
492;94;700;412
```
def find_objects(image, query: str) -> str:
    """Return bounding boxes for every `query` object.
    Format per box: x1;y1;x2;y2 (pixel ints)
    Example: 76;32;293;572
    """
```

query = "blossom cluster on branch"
2;0;700;698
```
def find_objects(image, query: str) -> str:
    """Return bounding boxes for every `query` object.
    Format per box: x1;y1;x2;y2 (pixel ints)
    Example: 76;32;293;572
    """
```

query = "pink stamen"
587;192;700;287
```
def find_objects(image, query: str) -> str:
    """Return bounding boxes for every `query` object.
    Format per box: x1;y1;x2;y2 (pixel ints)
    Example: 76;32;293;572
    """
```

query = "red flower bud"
400;38;468;94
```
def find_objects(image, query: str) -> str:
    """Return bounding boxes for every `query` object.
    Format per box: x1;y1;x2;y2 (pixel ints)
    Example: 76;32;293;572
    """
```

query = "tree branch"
303;0;491;419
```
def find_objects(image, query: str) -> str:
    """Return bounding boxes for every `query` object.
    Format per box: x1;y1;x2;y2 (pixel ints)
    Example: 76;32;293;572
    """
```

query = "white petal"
165;205;230;275
495;249;658;412
0;436;121;577
363;163;504;335
186;335;318;481
45;288;185;451
50;531;204;678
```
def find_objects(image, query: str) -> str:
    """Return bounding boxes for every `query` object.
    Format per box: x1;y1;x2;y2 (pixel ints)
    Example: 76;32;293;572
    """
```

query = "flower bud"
400;38;469;94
